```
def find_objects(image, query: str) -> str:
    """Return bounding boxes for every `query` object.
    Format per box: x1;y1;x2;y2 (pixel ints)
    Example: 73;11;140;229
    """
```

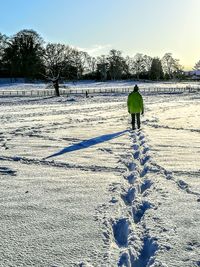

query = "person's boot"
132;124;135;130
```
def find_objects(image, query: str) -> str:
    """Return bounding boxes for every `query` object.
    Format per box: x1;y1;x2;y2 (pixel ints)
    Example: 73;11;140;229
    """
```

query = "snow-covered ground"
0;85;199;266
0;80;200;91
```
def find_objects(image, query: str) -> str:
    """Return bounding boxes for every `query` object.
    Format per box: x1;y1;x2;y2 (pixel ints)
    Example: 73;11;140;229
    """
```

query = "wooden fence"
0;86;199;97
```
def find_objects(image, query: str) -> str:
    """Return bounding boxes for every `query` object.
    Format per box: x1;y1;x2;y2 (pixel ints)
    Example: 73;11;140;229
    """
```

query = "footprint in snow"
121;187;136;205
112;218;130;247
132;201;152;224
140;179;153;194
142;146;150;154
140;140;146;146
139;135;145;141
140;165;150;177
125;171;139;184
121;160;137;171
140;155;151;165
133;151;140;159
177;180;189;190
132;144;139;150
118;251;131;267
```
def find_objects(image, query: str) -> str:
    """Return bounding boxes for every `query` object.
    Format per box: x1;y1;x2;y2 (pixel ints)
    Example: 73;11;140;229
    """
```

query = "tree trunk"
53;79;60;96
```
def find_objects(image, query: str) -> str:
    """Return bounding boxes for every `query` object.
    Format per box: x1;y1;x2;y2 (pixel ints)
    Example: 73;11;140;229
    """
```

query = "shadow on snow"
45;129;128;159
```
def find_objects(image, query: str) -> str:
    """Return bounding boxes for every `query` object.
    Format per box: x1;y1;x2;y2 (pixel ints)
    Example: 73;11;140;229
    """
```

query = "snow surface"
0;80;200;91
0;85;199;267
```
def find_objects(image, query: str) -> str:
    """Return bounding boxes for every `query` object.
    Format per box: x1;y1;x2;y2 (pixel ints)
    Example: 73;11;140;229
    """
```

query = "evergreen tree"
193;60;200;70
150;58;164;80
96;55;109;81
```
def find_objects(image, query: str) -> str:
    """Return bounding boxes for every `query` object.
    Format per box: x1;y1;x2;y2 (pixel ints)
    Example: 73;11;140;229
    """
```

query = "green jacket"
127;91;144;114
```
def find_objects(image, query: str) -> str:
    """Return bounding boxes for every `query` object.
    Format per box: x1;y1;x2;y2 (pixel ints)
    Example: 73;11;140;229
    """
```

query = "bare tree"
71;49;90;80
0;33;8;61
162;53;181;79
107;49;127;80
86;56;97;74
125;56;134;78
43;43;72;96
143;55;153;78
0;33;9;76
132;53;145;79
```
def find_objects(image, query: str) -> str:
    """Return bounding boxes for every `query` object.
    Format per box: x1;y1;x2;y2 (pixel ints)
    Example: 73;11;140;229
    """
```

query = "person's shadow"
44;130;128;160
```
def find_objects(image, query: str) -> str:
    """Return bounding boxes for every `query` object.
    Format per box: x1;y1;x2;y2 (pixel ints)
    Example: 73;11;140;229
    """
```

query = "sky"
0;0;200;70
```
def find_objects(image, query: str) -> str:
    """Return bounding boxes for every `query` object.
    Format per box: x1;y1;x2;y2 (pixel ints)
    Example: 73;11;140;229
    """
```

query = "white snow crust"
0;83;199;267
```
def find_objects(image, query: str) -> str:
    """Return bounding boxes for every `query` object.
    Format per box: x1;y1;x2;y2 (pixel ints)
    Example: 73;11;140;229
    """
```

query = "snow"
0;80;200;92
0;83;199;266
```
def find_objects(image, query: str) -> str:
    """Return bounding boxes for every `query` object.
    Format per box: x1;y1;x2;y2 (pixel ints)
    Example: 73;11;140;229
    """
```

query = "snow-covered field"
0;80;200;91
0;84;199;266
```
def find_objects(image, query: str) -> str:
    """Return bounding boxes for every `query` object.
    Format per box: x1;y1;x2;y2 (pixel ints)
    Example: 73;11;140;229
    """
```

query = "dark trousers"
131;113;140;129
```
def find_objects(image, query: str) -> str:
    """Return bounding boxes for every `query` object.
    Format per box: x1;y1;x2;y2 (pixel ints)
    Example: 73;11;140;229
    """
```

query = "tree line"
0;29;188;83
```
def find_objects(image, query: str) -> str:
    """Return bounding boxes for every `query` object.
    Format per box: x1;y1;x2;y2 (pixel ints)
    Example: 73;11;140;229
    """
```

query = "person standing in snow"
127;84;144;130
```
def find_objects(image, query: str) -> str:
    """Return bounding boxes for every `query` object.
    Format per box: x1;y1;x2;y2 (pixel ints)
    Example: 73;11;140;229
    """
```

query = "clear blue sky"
1;0;200;69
